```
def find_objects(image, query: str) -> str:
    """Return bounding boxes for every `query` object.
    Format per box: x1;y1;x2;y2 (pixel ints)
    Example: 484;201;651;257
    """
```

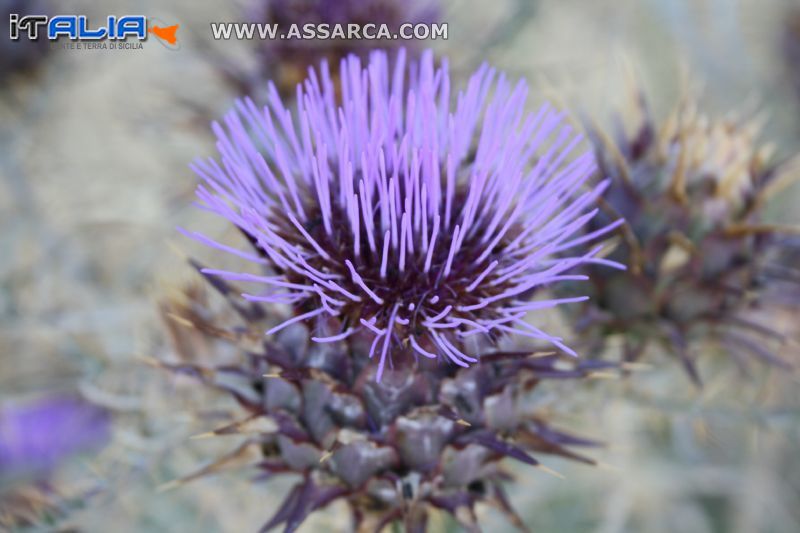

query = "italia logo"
8;15;179;49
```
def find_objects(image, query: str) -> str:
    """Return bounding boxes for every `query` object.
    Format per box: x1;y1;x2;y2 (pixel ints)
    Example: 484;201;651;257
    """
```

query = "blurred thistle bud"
0;0;51;81
164;49;623;530
245;0;439;97
563;83;800;384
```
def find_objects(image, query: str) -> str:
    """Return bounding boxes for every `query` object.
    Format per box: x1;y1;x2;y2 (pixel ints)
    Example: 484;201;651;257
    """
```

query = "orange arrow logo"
149;24;179;44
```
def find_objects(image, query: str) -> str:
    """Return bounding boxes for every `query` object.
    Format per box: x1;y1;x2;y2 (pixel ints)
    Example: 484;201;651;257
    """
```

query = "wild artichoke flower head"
186;49;623;382
567;86;799;381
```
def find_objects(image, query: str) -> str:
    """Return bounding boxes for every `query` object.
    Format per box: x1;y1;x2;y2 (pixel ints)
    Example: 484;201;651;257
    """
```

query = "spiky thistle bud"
183;49;622;382
247;0;438;96
158;277;614;532
563;86;800;383
166;49;623;530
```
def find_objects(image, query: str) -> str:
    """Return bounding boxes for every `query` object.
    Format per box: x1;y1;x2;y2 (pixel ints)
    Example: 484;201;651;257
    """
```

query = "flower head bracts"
186;49;623;380
157;279;617;532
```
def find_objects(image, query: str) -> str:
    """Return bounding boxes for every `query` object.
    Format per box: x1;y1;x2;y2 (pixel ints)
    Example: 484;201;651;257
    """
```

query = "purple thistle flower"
0;393;108;530
0;394;110;480
186;49;623;382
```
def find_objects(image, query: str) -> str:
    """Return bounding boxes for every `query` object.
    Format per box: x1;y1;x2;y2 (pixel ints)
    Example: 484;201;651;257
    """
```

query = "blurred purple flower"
0;394;110;479
186;49;622;381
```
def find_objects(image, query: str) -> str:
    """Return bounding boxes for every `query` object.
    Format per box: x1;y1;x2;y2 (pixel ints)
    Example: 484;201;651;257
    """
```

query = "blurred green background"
1;0;799;531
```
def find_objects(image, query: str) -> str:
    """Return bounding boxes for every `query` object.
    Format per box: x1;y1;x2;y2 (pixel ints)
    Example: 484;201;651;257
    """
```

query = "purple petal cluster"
0;394;110;479
0;395;108;529
187;49;622;380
